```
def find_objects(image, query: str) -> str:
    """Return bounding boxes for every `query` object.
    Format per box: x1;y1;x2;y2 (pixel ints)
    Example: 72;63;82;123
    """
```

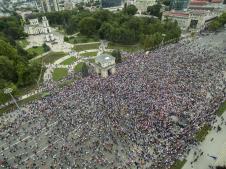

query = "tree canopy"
79;17;98;36
123;4;138;16
208;12;226;31
111;50;122;63
0;15;41;104
147;3;162;18
31;8;181;48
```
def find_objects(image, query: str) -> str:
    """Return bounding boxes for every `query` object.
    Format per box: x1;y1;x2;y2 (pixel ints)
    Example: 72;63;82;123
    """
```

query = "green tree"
98;22;113;39
81;63;89;77
148;21;164;34
124;4;138;15
79;17;98;36
209;20;221;31
93;9;112;23
42;43;50;52
0;82;17;104
142;35;155;49
0;55;17;83
216;166;226;169
218;13;226;25
111;50;122;63
162;0;171;6
0;39;18;60
64;36;69;42
66;15;80;34
142;32;163;50
147;3;162;17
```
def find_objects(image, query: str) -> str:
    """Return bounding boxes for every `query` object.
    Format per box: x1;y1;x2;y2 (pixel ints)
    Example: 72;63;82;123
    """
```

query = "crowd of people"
0;36;226;169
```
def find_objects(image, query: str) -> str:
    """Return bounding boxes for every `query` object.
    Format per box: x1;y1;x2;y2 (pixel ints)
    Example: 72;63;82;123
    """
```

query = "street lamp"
161;33;166;46
4;88;20;111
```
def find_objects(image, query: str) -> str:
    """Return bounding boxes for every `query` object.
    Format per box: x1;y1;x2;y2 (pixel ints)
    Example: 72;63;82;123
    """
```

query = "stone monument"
94;53;116;78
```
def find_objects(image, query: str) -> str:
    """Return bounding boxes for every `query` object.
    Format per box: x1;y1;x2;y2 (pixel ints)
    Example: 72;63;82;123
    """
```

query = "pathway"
29;51;51;61
78;49;113;55
0;39;112;110
54;55;71;64
75;41;100;46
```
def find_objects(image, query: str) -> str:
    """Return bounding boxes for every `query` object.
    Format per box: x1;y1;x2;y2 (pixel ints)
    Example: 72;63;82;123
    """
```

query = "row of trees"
32;6;181;48
0;15;41;103
208;12;226;31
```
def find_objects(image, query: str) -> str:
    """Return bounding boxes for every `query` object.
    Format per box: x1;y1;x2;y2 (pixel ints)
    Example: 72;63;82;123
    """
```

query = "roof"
188;5;215;10
190;10;209;15
189;1;208;5
95;53;115;64
163;11;190;18
211;0;223;3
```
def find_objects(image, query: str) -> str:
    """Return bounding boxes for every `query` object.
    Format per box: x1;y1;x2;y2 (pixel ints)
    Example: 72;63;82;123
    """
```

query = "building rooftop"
95;53;115;64
190;9;209;15
189;1;208;5
211;0;223;3
163;11;190;18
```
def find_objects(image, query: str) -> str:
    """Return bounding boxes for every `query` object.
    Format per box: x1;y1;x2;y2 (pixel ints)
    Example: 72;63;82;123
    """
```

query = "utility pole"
4;88;21;111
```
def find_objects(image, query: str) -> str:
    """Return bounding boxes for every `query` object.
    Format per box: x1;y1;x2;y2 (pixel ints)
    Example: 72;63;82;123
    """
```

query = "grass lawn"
216;100;226;116
66;35;98;44
27;46;45;56
61;57;77;65
0;84;39;105
74;62;86;73
74;43;100;52
34;52;66;64
88;59;95;63
80;52;97;57
15;84;38;97
195;124;211;142
0;93;42;116
17;39;29;48
170;160;187;169
52;68;68;81
108;42;142;52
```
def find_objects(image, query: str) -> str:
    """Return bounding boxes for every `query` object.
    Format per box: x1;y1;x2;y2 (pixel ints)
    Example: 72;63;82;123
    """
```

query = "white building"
162;11;190;31
36;0;60;12
162;9;220;32
24;16;52;35
126;0;157;13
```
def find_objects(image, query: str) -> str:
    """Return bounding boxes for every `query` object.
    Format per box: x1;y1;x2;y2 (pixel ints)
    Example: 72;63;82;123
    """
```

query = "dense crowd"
0;37;226;169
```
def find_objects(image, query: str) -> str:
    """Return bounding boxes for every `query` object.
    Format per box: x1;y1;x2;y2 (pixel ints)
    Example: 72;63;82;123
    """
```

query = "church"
24;16;51;35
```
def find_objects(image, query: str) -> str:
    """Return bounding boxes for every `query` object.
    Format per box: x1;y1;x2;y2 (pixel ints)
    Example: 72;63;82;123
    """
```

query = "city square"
0;29;226;168
1;0;226;169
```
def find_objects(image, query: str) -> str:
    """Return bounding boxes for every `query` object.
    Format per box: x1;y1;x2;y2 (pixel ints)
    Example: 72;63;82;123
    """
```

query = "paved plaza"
26;28;73;53
0;30;226;169
183;111;226;169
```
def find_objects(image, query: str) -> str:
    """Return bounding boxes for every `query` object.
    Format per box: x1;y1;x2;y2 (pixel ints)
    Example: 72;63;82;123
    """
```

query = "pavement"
29;51;51;62
182;30;226;169
182;112;226;169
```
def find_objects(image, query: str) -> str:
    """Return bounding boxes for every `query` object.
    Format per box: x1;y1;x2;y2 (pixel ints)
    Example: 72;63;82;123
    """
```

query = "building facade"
126;0;156;13
36;0;60;12
170;0;189;10
162;9;220;32
101;0;122;8
24;16;51;35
